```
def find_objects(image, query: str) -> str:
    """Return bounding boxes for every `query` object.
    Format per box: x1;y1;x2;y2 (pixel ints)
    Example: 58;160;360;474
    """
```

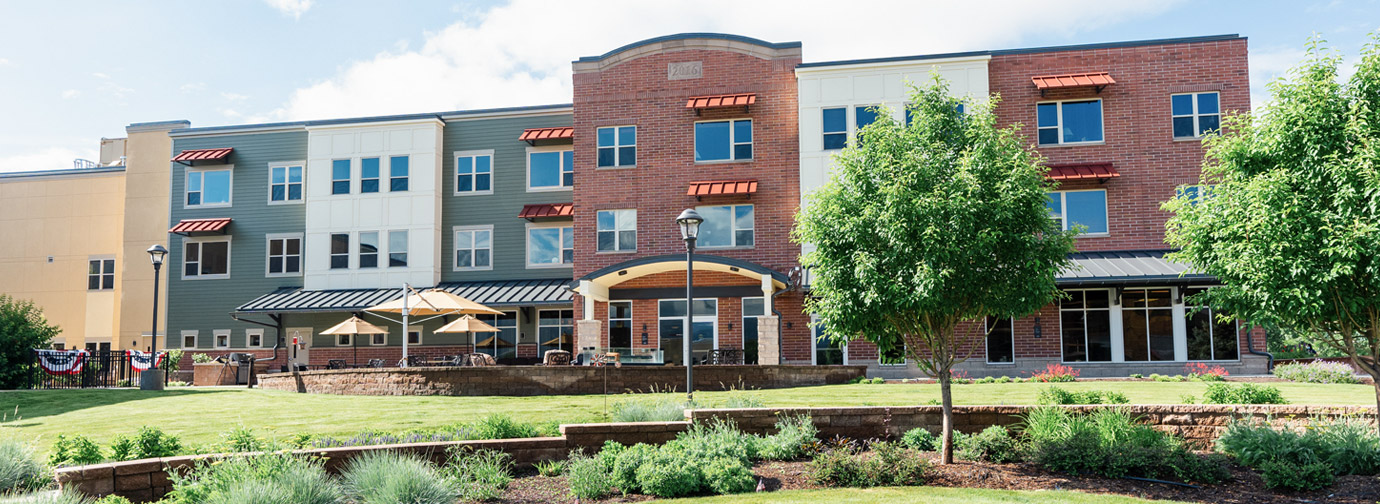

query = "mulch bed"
498;456;1380;503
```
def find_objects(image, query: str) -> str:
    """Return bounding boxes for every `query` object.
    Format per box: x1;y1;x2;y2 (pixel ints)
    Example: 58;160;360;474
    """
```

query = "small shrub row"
1272;361;1360;384
1022;407;1230;484
609;391;766;423
49;427;183;467
807;441;928;488
1215;416;1380;491
1202;383;1288;404
846;377;885;384
1029;363;1079;382
1036;386;1129;405
1184;363;1229;381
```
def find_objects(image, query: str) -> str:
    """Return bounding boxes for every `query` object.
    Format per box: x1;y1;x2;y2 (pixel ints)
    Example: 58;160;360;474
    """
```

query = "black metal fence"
26;350;172;389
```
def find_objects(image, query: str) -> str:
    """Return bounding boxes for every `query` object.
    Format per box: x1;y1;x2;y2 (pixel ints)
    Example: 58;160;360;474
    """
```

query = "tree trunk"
939;368;954;464
1372;376;1380;436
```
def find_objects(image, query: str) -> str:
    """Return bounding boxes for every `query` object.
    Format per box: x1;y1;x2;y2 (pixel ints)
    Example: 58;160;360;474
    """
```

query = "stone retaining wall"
255;364;867;396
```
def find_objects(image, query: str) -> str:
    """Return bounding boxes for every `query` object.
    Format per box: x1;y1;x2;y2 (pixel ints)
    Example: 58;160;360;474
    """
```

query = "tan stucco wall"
117;124;177;350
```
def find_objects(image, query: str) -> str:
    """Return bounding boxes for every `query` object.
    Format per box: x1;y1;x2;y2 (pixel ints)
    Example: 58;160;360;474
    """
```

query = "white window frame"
267;161;305;205
214;329;231;349
1171;92;1221;139
184;165;233;209
387;230;408;268
525;145;574;192
1184;285;1241;362
246;329;264;348
525;222;574;269
331;233;353;270
452;225;494;272
596;125;636;168
388;155;409;192
608;301;633;348
984;316;1016;365
1047;189;1109;236
809;314;848;365
182;236;232;280
821;107;848;150
1036;98;1104;146
181;330;198;350
331;159;352;195
87;256;115;291
596;209;637;252
407;328;422;346
1119;287;1180;363
1059;288;1115;363
360;157;381;194
694;204;755;249
335;333;352;347
694;118;753;163
370;332;386;346
265;233;303;277
357;231;378;269
657;299;718;361
454;150;495;196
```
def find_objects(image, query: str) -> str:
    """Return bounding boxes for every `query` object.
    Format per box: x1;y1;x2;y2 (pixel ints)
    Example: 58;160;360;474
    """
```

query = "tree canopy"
0;294;61;389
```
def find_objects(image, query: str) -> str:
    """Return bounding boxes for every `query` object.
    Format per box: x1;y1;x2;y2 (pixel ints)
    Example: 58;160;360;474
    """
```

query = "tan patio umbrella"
435;315;500;349
366;288;502;362
321;316;388;367
541;333;572;348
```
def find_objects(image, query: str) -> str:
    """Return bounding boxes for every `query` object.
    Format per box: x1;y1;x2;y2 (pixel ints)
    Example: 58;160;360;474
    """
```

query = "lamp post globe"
147;244;168;266
676;208;703;241
675;209;702;402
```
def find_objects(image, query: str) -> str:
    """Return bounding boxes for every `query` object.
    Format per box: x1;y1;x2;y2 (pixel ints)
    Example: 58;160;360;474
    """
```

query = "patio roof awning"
235;278;572;314
518;127;573;143
687;180;757;197
518;203;574;219
169;217;232;235
686;93;756;109
1046;163;1119;181
172;148;233;163
1057;250;1213;287
1031;72;1115;91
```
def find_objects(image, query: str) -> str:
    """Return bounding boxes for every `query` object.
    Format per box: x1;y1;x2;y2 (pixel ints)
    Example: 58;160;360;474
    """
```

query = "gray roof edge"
576;33;801;63
127;120;191;133
233;278;574;313
0;166;125;179
797;34;1243;69
170;104;576;137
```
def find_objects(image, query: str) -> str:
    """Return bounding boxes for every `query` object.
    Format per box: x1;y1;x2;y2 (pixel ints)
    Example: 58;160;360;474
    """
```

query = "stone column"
576;319;602;364
757;316;780;365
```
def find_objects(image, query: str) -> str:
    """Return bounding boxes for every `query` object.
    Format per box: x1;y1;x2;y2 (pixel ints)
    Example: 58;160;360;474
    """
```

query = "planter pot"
139;369;166;391
192;362;239;386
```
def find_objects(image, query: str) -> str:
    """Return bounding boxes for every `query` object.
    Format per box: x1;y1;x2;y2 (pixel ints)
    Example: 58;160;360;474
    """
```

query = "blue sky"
0;0;1375;172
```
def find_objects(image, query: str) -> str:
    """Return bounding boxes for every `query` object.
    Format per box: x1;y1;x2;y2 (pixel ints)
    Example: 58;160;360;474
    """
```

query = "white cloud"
264;0;313;20
1248;46;1305;109
180;82;207;94
91;72;110;80
219;108;243;119
221;92;249;101
0;147;99;173
61;89;80;99
266;0;1181;121
0;58;9;66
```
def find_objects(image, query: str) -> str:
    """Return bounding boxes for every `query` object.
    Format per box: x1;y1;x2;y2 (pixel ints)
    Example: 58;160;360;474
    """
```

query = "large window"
1047;190;1108;235
742;297;764;365
87;258;114;290
1037;99;1103;145
453;226;492;271
539;309;574;356
266;234;302;276
528;149;574;190
609;301;633;350
855;105;880;130
659;299;717;366
455;151;493;195
183;239;230;279
694;119;752;162
1061;289;1112;362
596;209;636;252
388;230;408;267
476;311;518;359
331;159;351;195
389;156;409;192
361;157;380;193
696;204;754;248
986;316;1015;364
269;163;303;203
822;108;847;150
1121;288;1176;362
358;232;378;269
527;225;573;268
1185;287;1239;361
597;126;636;167
812;318;846;365
1172;92;1220;139
186;168;231;207
330;233;350;269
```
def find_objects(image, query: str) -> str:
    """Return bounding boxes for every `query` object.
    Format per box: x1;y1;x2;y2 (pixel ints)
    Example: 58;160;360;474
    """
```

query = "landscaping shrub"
609;443;656;494
166;452;340;504
1215;416;1380;479
954;426;1022;463
1153;374;1188;382
610;396;687;423
191;353;214;364
701;456;756;495
565;452;611;500
91;497;132;504
756;415;818;461
471;414;537;440
1184;362;1229;381
1202;383;1288;404
340;451;455;504
806;441;927;488
47;434;104;467
1036;386;1129;405
1129;373;1144;379
634;450;704;498
1259;459;1335;491
219;426;272;453
0;490;92;504
0;295;61;390
1020;407;1227;484
534;459;564;477
443;447;512;502
110;426;183;461
1272;361;1361;384
0;439;45;493
1029;363;1078;382
900;427;937;451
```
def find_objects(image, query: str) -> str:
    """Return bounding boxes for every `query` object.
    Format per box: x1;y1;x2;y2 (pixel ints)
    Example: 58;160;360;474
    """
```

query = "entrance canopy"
575;254;789;303
1057;250;1213;287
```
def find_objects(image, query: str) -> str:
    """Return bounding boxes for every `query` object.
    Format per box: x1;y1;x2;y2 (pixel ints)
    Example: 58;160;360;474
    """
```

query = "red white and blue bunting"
35;349;87;375
127;350;166;372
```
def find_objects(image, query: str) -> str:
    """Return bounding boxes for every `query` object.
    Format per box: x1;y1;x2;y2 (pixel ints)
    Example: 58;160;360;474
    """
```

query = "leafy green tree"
0;294;61;389
1165;34;1380;425
795;78;1077;463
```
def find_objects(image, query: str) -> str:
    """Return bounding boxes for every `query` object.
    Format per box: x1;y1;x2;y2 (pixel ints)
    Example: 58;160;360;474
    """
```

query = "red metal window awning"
169;218;232;234
518;127;574;144
1031;72;1115;94
1046;163;1119;181
687;180;758;197
686;93;757;110
171;148;233;163
518;203;574;219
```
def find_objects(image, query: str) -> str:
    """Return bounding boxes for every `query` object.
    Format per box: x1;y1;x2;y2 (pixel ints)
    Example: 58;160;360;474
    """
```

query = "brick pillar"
576;320;602;362
757;316;780;365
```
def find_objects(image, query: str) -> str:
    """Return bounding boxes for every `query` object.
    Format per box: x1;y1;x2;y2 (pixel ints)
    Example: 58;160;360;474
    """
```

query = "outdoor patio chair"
708;349;744;365
543;349;572;366
367;359;384;368
326;359;347;370
406;355;427;367
465;353;496;367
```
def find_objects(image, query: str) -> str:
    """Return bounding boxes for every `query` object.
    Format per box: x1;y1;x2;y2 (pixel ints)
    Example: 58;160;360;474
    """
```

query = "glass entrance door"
658;299;717;365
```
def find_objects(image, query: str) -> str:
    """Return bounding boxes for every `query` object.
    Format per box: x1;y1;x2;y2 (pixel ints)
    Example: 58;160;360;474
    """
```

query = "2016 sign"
668;61;702;80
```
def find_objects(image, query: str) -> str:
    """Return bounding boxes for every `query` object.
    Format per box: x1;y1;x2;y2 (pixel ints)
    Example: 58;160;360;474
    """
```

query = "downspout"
1245;324;1274;372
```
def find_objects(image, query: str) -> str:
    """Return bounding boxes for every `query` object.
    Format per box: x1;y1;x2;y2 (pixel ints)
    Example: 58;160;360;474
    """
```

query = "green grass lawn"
658;487;1191;503
1;381;1373;453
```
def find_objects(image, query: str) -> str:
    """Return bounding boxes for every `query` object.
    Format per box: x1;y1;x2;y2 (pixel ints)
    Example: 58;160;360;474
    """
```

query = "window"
986;317;1015;364
905;102;964;126
539;309;574;356
181;331;197;349
266;234;302;276
407;330;422;346
475;312;518;359
1120;288;1176;362
389;156;409;192
247;329;264;348
183;239;230;279
1176;184;1213;206
694;119;752;161
361;157;380;193
742;297;765;365
1185;287;1239;361
812;317;846;365
596;209;636;252
609;301;632;349
1046;190;1108;234
696;204;754;248
1037;99;1103;145
597;126;636;167
855;105;880;130
388;230;408;267
1172;92;1220;139
269;163;303;203
822;108;847;150
358;232;378;269
527;225;573;268
455;151;493;195
453;226;492;271
214;330;230;349
335;333;352;346
371;332;386;346
87;258;114;290
331;159;351;195
186;167;232;207
330;234;350;269
1061;289;1113;362
659;299;717;366
528;149;574;190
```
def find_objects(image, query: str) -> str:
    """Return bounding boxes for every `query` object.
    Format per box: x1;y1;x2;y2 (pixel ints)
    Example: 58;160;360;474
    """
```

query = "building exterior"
0;122;181;351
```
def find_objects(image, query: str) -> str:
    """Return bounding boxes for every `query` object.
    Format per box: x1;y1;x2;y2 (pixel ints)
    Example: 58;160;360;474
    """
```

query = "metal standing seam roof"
1057;250;1212;286
1046;163;1120;181
235;279;573;314
169;218;232;234
518;203;574;219
171;148;233;162
518;127;574;141
687;180;758;196
1031;72;1116;90
686;93;757;109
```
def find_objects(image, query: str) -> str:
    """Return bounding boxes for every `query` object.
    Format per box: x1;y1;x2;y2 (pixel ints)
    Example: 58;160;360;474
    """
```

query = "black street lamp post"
144;244;168;390
675;208;703;402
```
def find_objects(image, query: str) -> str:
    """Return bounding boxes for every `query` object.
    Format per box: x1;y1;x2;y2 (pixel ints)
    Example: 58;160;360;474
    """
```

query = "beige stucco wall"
117;123;180;350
